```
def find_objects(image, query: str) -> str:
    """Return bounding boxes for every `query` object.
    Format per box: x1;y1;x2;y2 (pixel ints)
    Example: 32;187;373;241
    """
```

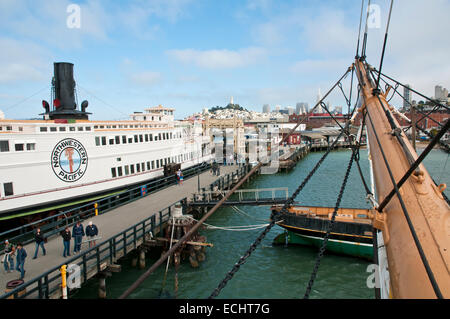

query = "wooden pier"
0;164;250;299
278;145;310;172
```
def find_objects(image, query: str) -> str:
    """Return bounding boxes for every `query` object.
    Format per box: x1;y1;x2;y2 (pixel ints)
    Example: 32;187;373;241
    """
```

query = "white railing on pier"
194;187;289;203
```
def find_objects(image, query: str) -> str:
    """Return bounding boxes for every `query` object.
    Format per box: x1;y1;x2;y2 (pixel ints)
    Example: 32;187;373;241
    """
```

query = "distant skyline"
0;0;449;120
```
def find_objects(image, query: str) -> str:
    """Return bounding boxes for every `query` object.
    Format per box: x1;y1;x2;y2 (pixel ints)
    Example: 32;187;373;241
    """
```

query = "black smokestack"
41;62;90;120
53;62;76;111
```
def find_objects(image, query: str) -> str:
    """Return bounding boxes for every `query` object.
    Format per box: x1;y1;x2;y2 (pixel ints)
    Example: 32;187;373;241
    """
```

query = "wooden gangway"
190;187;292;207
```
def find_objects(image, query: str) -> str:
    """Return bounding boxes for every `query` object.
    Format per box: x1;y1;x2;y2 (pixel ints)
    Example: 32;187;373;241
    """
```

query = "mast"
354;59;450;298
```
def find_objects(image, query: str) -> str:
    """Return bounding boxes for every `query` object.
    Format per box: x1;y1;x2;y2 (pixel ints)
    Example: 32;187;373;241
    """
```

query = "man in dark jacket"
15;243;27;280
85;221;99;248
72;221;85;254
32;228;46;259
61;227;71;257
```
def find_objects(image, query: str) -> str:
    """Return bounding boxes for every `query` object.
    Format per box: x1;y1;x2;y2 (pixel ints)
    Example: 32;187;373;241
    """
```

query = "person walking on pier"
216;163;221;176
32;228;46;259
179;171;184;185
2;240;15;273
176;169;181;185
72;221;85;254
61;227;71;257
86;221;99;248
211;161;217;175
15;243;27;280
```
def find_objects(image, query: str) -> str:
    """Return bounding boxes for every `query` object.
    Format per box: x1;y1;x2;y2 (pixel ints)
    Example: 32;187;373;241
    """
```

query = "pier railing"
194;187;289;203
0;198;185;299
0;162;211;251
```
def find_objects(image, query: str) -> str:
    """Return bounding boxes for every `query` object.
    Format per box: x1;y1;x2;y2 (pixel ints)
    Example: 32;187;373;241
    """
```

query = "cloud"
129;71;163;86
0;0;195;49
0;0;111;49
246;0;272;12
299;9;357;57
167;47;267;69
291;58;351;75
251;22;285;46
0;37;52;83
119;58;163;87
378;0;450;96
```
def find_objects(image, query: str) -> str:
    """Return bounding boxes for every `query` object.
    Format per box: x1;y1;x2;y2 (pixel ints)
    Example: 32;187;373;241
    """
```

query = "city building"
287;106;295;115
263;104;270;113
296;102;311;115
435;85;449;102
403;84;412;110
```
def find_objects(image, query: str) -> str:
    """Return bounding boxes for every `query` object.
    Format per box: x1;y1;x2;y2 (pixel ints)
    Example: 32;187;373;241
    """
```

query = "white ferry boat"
0;62;212;220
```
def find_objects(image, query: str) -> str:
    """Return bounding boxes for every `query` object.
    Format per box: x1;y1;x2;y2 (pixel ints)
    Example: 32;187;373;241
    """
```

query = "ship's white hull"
0;118;212;216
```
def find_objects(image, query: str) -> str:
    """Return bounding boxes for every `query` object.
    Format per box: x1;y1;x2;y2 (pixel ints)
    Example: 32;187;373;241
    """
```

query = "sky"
0;0;449;120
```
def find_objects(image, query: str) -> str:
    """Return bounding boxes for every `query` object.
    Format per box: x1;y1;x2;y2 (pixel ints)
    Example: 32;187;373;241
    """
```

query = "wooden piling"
131;252;138;268
98;275;106;299
139;249;146;269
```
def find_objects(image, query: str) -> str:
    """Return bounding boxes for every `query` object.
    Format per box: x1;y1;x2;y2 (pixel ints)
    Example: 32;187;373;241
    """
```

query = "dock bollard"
60;265;68;299
94;203;98;216
131;253;138;268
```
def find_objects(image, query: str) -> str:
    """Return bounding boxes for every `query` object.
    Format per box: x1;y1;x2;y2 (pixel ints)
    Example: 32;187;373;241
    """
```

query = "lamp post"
197;138;201;192
197;165;200;192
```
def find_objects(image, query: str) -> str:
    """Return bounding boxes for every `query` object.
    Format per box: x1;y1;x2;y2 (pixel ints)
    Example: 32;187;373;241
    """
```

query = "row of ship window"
40;126;91;132
0;141;35;152
0;152;197;198
96;131;181;146
37;123;167;133
111;153;195;178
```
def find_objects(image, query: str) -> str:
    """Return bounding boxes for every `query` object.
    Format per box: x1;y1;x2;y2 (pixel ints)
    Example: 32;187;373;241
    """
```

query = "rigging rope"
3;85;50;111
230;206;270;222
374;0;394;92
370;68;450;112
360;0;372;60
77;84;129;117
438;153;449;186
375;72;450;153
377;75;444;129
377;119;450;212
354;112;373;197
355;0;366;58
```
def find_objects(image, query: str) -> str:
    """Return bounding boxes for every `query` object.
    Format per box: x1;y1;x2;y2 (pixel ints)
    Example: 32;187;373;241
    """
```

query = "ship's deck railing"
0;162;212;251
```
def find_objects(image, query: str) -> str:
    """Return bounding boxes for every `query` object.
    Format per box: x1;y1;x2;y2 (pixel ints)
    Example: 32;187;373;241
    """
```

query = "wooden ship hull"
272;205;373;260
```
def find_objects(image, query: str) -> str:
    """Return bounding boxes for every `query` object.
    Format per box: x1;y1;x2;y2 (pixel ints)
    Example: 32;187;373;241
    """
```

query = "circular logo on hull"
51;138;88;182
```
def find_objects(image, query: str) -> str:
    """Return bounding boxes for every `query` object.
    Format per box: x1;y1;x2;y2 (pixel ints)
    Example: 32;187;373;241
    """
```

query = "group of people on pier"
2;220;99;281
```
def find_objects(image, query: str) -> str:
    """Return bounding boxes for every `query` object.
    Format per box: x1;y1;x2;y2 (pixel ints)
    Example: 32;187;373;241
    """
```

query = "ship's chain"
208;128;347;299
303;146;356;299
